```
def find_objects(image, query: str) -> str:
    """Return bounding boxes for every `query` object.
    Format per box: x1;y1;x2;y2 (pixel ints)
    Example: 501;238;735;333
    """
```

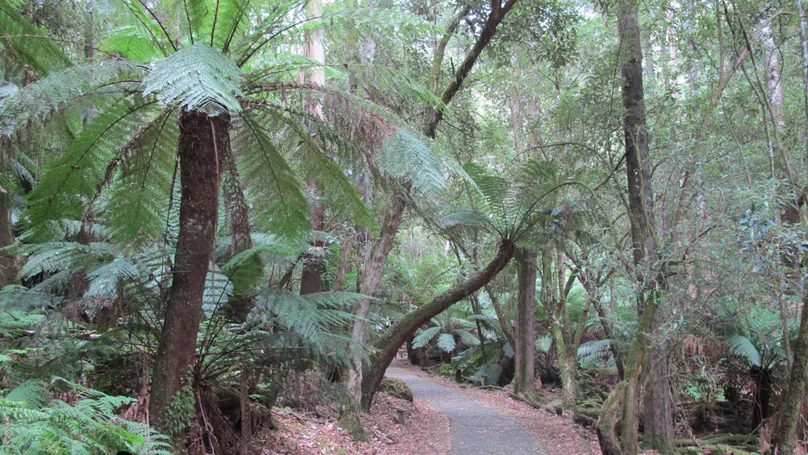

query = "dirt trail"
386;365;546;455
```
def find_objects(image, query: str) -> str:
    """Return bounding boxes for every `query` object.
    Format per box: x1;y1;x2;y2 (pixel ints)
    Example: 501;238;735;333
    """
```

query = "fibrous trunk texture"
513;247;537;395
360;240;515;410
150;111;227;430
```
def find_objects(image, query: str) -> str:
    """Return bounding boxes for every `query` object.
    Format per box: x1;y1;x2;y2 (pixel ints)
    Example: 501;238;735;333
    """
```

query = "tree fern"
412;326;441;348
727;335;763;368
267;108;376;228
378;130;445;196
0;380;172;455
232;113;310;238
247;288;362;354
577;339;614;368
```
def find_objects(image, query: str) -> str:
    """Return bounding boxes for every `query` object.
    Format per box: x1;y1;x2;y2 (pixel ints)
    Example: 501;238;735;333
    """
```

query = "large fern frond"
24;98;161;240
378;130;445;196
412;326;441;348
267;108;376;228
104;113;178;245
0;0;71;76
247;288;362;355
232;113;310;238
143;44;242;115
0;60;144;137
727;335;762;367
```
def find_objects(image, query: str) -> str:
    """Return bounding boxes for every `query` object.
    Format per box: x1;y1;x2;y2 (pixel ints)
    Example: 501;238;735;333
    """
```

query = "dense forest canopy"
3;0;808;454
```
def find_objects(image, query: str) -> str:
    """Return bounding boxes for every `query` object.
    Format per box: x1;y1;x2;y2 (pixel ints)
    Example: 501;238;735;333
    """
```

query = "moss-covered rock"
379;377;413;402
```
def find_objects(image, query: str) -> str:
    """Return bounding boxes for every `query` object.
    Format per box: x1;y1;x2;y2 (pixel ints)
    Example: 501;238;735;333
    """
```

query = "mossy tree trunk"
360;240;515;410
514;247;537;395
776;2;808;452
150;111;228;431
597;1;670;453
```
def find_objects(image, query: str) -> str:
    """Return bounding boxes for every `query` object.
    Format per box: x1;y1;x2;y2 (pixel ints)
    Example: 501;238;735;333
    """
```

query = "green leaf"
437;333;456;353
412;326;441;348
727;335;762;367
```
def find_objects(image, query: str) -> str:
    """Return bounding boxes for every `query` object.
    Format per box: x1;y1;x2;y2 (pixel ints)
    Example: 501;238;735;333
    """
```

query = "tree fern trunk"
150;111;227;431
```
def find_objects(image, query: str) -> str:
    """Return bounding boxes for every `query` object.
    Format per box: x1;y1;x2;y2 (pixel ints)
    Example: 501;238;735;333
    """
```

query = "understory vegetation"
3;0;808;454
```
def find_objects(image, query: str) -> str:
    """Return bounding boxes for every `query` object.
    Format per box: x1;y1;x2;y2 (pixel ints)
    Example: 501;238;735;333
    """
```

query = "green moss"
378;377;413;402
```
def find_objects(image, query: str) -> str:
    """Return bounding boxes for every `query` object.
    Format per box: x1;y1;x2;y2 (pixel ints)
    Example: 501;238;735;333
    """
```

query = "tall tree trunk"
360;240;515;410
555;250;577;406
345;195;407;400
150;111;227;430
597;1;670;453
0;138;15;288
513;247;537;395
301;0;327;295
776;6;808;453
642;311;674;450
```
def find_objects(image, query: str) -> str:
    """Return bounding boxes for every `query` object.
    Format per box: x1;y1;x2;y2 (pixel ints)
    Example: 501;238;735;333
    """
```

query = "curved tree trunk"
150;111;227;431
360;240;515;410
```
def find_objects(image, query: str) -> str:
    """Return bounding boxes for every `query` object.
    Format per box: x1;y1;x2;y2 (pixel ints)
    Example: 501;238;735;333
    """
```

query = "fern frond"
101;26;163;62
232;113;310;239
24;98;161;240
0;285;60;311
412;326;441;348
114;0;177;56
0;0;71;76
437;333;456;352
143;44;242;115
104;113;178;245
536;334;553;353
248;289;361;351
0;60;144;137
378;130;445;196
454;329;480;347
577;339;613;368
727;335;762;367
267;109;376;229
203;264;233;315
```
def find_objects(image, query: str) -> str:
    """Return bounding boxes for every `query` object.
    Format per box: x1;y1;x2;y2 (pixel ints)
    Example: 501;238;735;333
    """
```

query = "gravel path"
386;366;545;455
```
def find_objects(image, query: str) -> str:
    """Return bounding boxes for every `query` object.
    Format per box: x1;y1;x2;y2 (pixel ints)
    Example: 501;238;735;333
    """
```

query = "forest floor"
257;359;603;454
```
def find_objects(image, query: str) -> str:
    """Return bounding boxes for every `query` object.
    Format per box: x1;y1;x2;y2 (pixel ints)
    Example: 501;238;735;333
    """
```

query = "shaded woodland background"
3;0;808;454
